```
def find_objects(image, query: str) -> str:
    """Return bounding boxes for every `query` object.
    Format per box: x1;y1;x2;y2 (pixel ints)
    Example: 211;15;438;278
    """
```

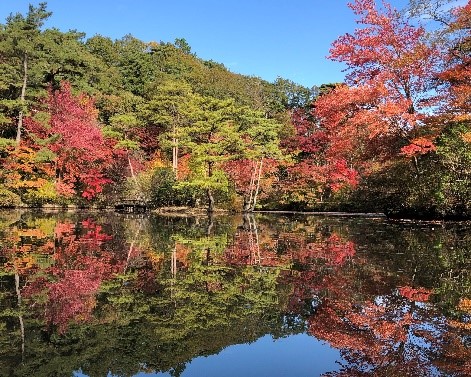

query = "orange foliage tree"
439;1;471;119
315;0;443;176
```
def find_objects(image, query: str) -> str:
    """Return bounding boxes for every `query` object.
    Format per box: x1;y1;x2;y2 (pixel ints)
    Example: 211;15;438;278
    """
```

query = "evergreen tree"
0;3;51;145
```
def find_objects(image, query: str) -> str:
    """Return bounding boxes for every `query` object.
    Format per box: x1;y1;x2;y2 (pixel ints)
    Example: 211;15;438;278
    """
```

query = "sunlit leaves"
316;0;442;176
400;136;437;156
438;1;471;118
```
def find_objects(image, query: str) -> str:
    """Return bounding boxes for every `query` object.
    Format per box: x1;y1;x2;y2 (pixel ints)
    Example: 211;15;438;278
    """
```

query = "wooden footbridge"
114;199;148;213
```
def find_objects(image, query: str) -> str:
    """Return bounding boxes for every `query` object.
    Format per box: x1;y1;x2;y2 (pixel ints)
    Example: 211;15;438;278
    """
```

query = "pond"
0;210;470;376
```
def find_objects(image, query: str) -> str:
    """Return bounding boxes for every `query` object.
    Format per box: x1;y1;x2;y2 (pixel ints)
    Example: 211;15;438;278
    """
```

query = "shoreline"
2;206;471;222
254;210;386;218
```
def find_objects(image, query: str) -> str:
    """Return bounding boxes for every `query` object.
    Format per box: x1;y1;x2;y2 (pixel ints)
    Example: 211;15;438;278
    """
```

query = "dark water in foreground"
0;210;470;377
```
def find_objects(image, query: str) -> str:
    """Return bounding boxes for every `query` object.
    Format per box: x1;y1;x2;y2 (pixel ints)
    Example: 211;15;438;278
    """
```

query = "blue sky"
0;0;413;88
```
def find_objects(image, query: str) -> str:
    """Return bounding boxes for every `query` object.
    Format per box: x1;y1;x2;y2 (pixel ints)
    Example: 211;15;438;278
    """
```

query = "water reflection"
0;210;470;376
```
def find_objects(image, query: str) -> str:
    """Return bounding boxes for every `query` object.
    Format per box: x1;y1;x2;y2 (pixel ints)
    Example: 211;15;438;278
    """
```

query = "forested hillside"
0;1;470;218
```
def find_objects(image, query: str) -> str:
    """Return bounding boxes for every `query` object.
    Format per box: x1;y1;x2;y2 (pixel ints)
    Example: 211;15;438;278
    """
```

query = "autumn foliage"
46;82;119;199
315;0;441;172
0;0;470;216
439;2;471;118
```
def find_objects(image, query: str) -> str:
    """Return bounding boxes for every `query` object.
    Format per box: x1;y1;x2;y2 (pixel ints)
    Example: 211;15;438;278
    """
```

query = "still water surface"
0;210;470;376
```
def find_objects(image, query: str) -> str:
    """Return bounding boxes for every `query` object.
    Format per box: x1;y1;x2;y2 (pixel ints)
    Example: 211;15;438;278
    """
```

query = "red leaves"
223;159;256;195
285;158;358;195
307;293;433;375
398;286;432;302
333;0;437;93
400;137;436;157
284;108;328;154
49;82;102;155
21;219;125;332
48;82;116;199
81;219;113;244
280;104;360;202
315;0;442;178
223;158;278;199
328;159;359;192
45;269;101;333
11;81;123;201
222;225;356;270
80;173;112;199
439;2;471;118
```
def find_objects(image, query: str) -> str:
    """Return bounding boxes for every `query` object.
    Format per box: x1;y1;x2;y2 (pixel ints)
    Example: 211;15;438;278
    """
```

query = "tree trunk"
243;196;251;212
207;213;214;236
175;141;178;176
171;245;177;278
207;161;215;213
124;219;142;274
172;123;178;176
245;161;257;212
250;159;264;211
204;213;214;276
127;152;144;199
250;214;261;265
242;213;251;230
413;155;421;178
128;152;136;181
15;272;25;359
16;52;28;147
207;188;215;213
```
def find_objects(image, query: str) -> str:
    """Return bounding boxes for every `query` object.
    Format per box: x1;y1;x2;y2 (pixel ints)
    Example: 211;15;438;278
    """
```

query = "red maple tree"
280;106;359;204
45;82;122;199
439;1;471;119
315;0;442;174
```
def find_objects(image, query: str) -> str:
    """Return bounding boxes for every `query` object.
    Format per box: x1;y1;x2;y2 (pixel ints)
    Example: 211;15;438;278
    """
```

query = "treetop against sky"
0;0;420;88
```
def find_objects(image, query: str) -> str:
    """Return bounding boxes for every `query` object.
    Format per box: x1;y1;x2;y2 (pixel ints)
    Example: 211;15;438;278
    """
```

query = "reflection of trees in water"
310;294;447;376
271;217;471;377
310;284;470;376
223;213;356;269
0;211;469;376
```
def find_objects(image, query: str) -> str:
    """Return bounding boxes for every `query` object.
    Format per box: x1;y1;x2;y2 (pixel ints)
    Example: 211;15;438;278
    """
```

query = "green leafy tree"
40;29;112;94
0;3;51;145
174;37;192;55
103;113;143;196
236;107;284;211
140;80;198;175
114;34;155;97
85;34;123;91
176;96;247;212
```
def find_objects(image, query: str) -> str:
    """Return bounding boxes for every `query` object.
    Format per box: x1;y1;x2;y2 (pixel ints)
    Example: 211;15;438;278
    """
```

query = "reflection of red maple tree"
80;219;113;245
223;226;355;269
262;220;469;376
22;219;125;332
17;217;169;333
307;283;470;376
223;229;290;267
222;224;357;320
398;286;432;302
304;234;355;266
45;269;101;332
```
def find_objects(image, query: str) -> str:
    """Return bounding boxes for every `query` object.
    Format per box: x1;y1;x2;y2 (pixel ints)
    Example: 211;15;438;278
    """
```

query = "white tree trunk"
251;159;264;211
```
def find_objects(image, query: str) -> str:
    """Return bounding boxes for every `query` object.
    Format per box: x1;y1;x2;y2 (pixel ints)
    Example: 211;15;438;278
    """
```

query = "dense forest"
0;0;470;218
